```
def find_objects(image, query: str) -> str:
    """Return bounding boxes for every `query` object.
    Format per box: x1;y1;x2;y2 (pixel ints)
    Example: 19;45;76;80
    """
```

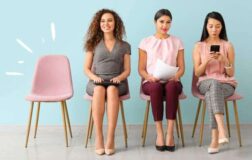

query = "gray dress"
86;39;131;96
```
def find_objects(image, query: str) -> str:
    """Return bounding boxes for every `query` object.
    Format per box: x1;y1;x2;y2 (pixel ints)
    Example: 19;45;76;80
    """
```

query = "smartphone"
210;45;220;53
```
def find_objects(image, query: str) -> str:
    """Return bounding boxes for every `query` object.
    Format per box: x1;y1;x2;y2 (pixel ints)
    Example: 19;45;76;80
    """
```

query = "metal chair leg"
192;100;202;137
233;100;242;147
177;103;185;147
199;101;206;146
85;104;92;148
25;102;34;148
120;101;128;148
34;102;40;138
60;101;68;147
64;101;72;138
225;101;231;138
142;101;150;147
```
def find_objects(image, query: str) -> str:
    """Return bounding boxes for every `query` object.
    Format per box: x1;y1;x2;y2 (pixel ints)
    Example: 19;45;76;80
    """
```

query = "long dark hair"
154;9;172;21
200;11;228;41
84;9;125;52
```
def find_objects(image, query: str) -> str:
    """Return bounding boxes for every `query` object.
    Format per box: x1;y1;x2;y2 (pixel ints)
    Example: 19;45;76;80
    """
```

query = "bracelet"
224;64;232;69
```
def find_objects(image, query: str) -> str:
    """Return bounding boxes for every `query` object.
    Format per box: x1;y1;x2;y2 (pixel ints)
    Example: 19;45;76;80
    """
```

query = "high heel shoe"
218;137;229;144
95;148;105;155
105;148;115;155
165;134;175;152
208;147;219;154
155;136;166;151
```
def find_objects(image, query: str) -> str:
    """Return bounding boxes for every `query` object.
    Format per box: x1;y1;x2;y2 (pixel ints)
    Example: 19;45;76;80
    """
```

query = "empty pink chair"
25;55;73;147
84;80;130;148
191;72;243;146
140;80;186;147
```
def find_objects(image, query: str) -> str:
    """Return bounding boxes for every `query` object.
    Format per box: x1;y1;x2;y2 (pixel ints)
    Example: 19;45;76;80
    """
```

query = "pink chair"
140;81;186;147
84;80;130;148
25;55;73;147
191;73;242;146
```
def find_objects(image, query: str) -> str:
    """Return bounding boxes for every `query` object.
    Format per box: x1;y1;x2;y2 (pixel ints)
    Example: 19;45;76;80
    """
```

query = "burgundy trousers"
142;81;182;121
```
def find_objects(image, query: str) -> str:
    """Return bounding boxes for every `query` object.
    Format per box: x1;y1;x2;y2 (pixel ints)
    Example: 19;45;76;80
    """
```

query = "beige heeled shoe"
218;137;229;144
95;148;105;155
208;147;219;154
105;148;115;155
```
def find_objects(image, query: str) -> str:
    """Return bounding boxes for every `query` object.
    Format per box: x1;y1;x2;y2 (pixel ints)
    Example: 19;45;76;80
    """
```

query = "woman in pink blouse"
193;11;236;154
138;9;185;152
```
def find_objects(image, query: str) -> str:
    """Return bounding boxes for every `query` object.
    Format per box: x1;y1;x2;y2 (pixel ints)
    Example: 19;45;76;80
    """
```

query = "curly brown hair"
84;9;126;52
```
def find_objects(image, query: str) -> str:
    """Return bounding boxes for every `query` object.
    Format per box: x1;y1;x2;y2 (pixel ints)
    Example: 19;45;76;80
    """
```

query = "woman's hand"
93;76;104;83
170;74;180;81
110;77;121;84
146;75;159;82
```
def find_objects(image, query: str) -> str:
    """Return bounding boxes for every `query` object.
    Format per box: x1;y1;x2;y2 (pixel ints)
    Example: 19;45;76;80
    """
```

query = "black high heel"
165;134;175;152
155;136;166;151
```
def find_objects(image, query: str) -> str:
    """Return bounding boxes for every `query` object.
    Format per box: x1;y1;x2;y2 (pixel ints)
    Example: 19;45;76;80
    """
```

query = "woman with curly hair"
84;9;131;155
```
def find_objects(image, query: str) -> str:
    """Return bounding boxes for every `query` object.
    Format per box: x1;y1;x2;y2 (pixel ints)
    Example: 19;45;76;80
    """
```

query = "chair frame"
25;100;72;147
191;73;242;147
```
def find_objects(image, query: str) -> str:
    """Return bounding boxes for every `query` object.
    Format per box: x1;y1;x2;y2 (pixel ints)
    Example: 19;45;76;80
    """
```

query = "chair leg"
34;102;40;138
192;100;202;138
25;102;34;148
233;100;242;147
142;101;149;138
199;100;206;146
225;101;231;138
142;100;150;147
120;101;128;148
175;118;179;138
89;118;93;139
85;104;92;148
64;101;73;138
177;103;185;147
60;101;68;147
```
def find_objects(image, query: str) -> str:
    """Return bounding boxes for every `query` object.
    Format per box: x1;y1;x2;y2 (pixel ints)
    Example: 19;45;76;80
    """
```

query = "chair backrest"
31;55;73;96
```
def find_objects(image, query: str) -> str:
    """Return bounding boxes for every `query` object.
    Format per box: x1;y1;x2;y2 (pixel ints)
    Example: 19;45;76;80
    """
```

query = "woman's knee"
107;86;119;95
165;81;182;93
93;86;106;95
148;82;163;92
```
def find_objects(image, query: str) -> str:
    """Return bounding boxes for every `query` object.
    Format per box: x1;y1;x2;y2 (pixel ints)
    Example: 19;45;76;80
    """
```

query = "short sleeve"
177;38;184;50
139;38;147;51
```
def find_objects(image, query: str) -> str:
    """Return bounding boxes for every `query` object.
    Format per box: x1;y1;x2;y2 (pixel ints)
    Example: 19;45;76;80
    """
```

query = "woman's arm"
111;53;131;83
171;49;185;81
193;43;216;77
84;51;103;83
138;49;158;82
220;43;235;77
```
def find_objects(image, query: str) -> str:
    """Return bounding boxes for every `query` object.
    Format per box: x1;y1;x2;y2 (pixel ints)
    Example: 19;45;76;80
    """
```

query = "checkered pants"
199;79;235;129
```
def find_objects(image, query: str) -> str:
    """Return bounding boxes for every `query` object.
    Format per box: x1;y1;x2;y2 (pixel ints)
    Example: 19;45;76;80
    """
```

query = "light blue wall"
1;0;251;125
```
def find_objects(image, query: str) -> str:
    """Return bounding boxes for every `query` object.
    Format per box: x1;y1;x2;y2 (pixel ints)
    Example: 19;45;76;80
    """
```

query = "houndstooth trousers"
199;79;235;129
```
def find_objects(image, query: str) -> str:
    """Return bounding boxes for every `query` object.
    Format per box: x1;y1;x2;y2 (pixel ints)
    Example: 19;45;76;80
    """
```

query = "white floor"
0;125;252;160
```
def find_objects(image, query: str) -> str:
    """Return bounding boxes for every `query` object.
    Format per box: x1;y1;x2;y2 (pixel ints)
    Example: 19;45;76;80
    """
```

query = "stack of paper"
153;59;178;80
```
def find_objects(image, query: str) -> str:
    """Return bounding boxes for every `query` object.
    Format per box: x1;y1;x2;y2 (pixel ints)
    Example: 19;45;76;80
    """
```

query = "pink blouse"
139;35;184;77
197;40;237;87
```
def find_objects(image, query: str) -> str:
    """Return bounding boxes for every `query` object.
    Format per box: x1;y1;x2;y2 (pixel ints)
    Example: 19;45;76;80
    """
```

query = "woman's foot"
105;138;115;155
95;135;104;155
208;140;219;154
165;134;175;152
155;134;165;151
218;131;229;144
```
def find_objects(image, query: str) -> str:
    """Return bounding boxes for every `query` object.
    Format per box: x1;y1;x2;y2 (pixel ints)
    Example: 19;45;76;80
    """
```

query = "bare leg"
92;86;106;150
215;114;227;139
105;86;119;150
166;120;175;146
155;121;164;146
210;129;219;148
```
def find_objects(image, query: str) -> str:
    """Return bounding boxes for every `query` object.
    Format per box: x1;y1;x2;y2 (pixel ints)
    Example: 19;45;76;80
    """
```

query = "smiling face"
155;15;172;35
206;18;222;38
100;13;115;34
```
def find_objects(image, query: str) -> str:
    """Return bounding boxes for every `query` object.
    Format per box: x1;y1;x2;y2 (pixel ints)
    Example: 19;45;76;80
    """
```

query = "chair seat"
26;93;73;102
193;92;242;101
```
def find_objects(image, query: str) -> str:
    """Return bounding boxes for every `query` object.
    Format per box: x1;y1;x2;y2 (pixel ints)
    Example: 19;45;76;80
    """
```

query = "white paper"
153;59;179;80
